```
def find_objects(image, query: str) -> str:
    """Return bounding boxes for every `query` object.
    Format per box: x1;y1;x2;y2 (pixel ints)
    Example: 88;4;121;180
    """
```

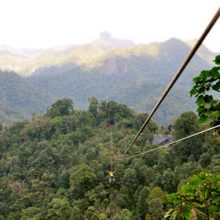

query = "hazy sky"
0;0;219;51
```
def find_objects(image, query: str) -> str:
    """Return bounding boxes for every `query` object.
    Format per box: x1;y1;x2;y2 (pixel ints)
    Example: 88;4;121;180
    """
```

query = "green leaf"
200;70;209;79
196;95;205;106
193;76;202;83
198;86;206;94
198;115;208;123
204;95;213;103
214;55;220;65
213;81;220;91
190;87;197;96
183;209;192;219
197;106;206;114
210;67;220;78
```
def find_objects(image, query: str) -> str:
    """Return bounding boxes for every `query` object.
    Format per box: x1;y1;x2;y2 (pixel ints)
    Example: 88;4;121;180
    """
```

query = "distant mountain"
0;70;51;124
27;38;213;124
0;33;135;76
0;37;217;125
0;45;40;57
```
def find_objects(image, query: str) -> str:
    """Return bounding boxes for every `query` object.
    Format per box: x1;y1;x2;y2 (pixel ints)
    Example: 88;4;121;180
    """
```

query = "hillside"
28;38;213;124
0;99;219;219
0;33;135;76
0;35;213;77
0;37;217;125
0;70;50;124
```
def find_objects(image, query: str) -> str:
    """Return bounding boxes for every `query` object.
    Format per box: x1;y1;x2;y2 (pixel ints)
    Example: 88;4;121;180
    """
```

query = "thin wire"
123;7;220;157
126;124;220;160
108;101;113;170
110;129;113;170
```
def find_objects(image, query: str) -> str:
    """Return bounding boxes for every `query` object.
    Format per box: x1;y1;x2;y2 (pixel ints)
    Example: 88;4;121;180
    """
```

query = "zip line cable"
110;129;113;170
109;101;113;171
123;7;220;158
107;101;116;182
126;124;220;160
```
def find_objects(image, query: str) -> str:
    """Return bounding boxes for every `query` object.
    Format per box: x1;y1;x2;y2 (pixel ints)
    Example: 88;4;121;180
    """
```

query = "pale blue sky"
0;0;219;51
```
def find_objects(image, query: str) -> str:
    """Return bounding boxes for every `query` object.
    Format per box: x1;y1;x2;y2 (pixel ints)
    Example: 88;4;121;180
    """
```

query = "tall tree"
47;99;73;118
173;112;202;162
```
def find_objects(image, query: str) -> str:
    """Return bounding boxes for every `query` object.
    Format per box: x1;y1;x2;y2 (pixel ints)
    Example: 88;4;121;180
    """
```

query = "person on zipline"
107;170;115;182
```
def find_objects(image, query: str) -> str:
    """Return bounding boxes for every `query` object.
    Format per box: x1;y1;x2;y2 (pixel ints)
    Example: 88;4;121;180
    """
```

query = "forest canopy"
0;96;219;219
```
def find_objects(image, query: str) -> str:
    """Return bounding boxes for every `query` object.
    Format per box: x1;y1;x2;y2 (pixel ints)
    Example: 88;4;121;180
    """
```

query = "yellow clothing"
107;170;115;182
109;171;114;177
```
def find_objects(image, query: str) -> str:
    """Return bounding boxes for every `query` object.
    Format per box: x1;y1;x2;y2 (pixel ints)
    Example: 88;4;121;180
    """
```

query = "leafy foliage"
46;99;73;118
0;98;219;219
172;112;202;162
190;55;220;125
166;171;220;219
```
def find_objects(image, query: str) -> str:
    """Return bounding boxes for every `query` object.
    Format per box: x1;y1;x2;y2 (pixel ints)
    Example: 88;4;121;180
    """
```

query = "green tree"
174;112;199;139
70;206;83;220
173;112;202;162
20;207;41;220
133;113;158;133
210;154;220;173
88;97;99;118
112;209;132;220
47;197;72;220
166;171;220;219
147;187;167;220
161;168;176;193
47;99;73;118
70;163;97;198
190;55;220;126
148;198;164;220
136;186;149;218
121;168;138;195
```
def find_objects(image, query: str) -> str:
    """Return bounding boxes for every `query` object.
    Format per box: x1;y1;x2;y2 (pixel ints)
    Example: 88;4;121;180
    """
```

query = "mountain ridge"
0;36;217;76
0;37;217;125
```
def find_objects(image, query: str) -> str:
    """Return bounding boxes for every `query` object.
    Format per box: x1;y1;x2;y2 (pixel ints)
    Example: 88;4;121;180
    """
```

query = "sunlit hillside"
0;36;217;125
